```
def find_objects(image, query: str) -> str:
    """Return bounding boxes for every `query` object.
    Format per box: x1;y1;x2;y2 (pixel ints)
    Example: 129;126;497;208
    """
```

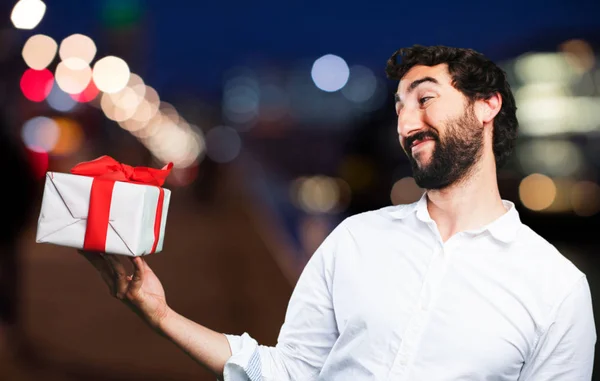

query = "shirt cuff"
222;332;262;381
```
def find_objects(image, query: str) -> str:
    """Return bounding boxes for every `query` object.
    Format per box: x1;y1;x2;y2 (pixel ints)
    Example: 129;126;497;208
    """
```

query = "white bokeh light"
59;33;97;64
92;56;130;94
55;58;92;94
11;0;46;30
311;54;350;92
22;34;57;70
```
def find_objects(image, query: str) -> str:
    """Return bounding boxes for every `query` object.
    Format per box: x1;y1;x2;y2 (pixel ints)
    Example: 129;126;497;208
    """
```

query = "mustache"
404;130;439;150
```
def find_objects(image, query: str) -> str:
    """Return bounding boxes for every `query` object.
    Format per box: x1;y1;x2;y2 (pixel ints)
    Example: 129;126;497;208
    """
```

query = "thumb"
128;256;145;295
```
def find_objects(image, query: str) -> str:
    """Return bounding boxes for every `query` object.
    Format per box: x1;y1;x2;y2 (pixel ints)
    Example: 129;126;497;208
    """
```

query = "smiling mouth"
410;138;435;149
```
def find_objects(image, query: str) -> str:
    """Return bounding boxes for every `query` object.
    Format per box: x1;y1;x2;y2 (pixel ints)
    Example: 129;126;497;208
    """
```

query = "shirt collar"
389;192;521;243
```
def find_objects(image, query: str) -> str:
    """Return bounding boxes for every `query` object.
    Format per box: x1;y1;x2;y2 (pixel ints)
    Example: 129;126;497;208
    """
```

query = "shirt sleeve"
518;276;596;381
222;223;346;381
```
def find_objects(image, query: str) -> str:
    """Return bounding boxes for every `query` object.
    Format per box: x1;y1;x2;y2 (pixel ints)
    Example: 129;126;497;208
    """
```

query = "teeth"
412;138;432;148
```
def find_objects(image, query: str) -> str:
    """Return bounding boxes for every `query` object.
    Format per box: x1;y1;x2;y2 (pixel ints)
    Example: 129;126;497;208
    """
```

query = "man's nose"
397;107;425;139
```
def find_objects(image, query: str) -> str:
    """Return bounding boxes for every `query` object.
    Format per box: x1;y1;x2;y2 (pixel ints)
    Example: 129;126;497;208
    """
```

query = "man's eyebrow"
394;76;440;103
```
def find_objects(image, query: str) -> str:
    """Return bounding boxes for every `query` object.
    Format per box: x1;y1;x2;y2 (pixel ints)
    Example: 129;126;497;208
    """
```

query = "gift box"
36;156;173;256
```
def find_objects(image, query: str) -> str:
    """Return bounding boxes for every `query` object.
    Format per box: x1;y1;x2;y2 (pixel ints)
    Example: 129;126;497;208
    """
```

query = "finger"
78;250;116;294
103;254;130;299
127;256;145;295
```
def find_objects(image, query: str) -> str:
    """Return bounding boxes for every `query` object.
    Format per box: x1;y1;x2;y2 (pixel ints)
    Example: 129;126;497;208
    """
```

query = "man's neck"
425;156;507;242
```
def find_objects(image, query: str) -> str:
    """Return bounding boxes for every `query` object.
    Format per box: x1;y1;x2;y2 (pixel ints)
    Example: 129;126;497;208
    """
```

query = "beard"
404;106;484;190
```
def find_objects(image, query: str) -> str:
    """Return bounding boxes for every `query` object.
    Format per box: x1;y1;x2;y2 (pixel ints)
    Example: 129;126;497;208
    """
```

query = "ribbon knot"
71;155;173;186
70;156;173;254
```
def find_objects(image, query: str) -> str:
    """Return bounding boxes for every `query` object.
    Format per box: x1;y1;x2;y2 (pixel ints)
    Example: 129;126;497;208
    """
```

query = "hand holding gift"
36;155;175;329
78;250;170;330
39;156;234;376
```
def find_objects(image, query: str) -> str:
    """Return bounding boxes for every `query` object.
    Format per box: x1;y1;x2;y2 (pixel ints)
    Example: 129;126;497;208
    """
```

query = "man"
81;45;596;380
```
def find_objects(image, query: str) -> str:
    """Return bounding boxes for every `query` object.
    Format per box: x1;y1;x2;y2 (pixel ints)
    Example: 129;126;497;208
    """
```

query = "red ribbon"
71;156;173;253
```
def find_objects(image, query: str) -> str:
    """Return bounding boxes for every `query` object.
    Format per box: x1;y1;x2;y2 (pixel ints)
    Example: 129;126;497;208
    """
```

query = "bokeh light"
341;65;377;103
129;85;160;122
519;173;557;211
311;54;349;92
131;112;164;139
113;76;154;128
71;80;99;103
559;39;595;73
59;33;96;64
127;73;146;90
110;85;144;112
50;117;84;156
516;139;584;177
147;123;204;168
108;85;145;122
11;0;46;30
357;77;387;113
22;34;57;70
335;178;352;213
55;58;92;94
223;74;260;125
205;126;242;163
21;116;59;153
20;68;53;102
47;83;78;112
123;73;147;103
166;165;200;187
175;127;205;168
390;177;424;205
120;100;155;131
544;178;572;213
293;176;342;214
160;102;180;124
92;56;130;93
514;52;578;85
570;181;600;217
101;92;134;122
135;114;197;166
110;84;154;125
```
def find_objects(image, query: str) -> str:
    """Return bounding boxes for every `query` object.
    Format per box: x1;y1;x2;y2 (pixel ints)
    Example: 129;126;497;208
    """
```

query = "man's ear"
477;93;502;124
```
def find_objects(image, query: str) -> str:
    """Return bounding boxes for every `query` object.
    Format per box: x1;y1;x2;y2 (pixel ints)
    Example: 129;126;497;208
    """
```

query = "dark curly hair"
385;45;518;169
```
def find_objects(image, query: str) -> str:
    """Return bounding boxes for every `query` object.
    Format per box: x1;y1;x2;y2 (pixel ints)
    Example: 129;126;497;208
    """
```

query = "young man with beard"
80;45;596;380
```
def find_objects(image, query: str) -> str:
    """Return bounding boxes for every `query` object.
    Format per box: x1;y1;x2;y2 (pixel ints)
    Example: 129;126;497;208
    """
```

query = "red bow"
71;155;173;186
71;156;173;254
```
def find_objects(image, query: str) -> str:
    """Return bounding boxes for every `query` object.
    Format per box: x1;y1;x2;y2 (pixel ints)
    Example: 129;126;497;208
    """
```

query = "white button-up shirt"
223;193;596;380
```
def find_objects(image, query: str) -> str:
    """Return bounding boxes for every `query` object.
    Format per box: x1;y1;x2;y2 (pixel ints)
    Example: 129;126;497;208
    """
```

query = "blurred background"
0;0;599;379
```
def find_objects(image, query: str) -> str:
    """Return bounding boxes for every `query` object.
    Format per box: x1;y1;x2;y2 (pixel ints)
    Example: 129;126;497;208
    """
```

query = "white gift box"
36;172;171;256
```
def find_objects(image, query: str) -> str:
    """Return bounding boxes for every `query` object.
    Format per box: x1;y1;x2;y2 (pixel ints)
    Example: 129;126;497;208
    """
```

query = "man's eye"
419;96;432;105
